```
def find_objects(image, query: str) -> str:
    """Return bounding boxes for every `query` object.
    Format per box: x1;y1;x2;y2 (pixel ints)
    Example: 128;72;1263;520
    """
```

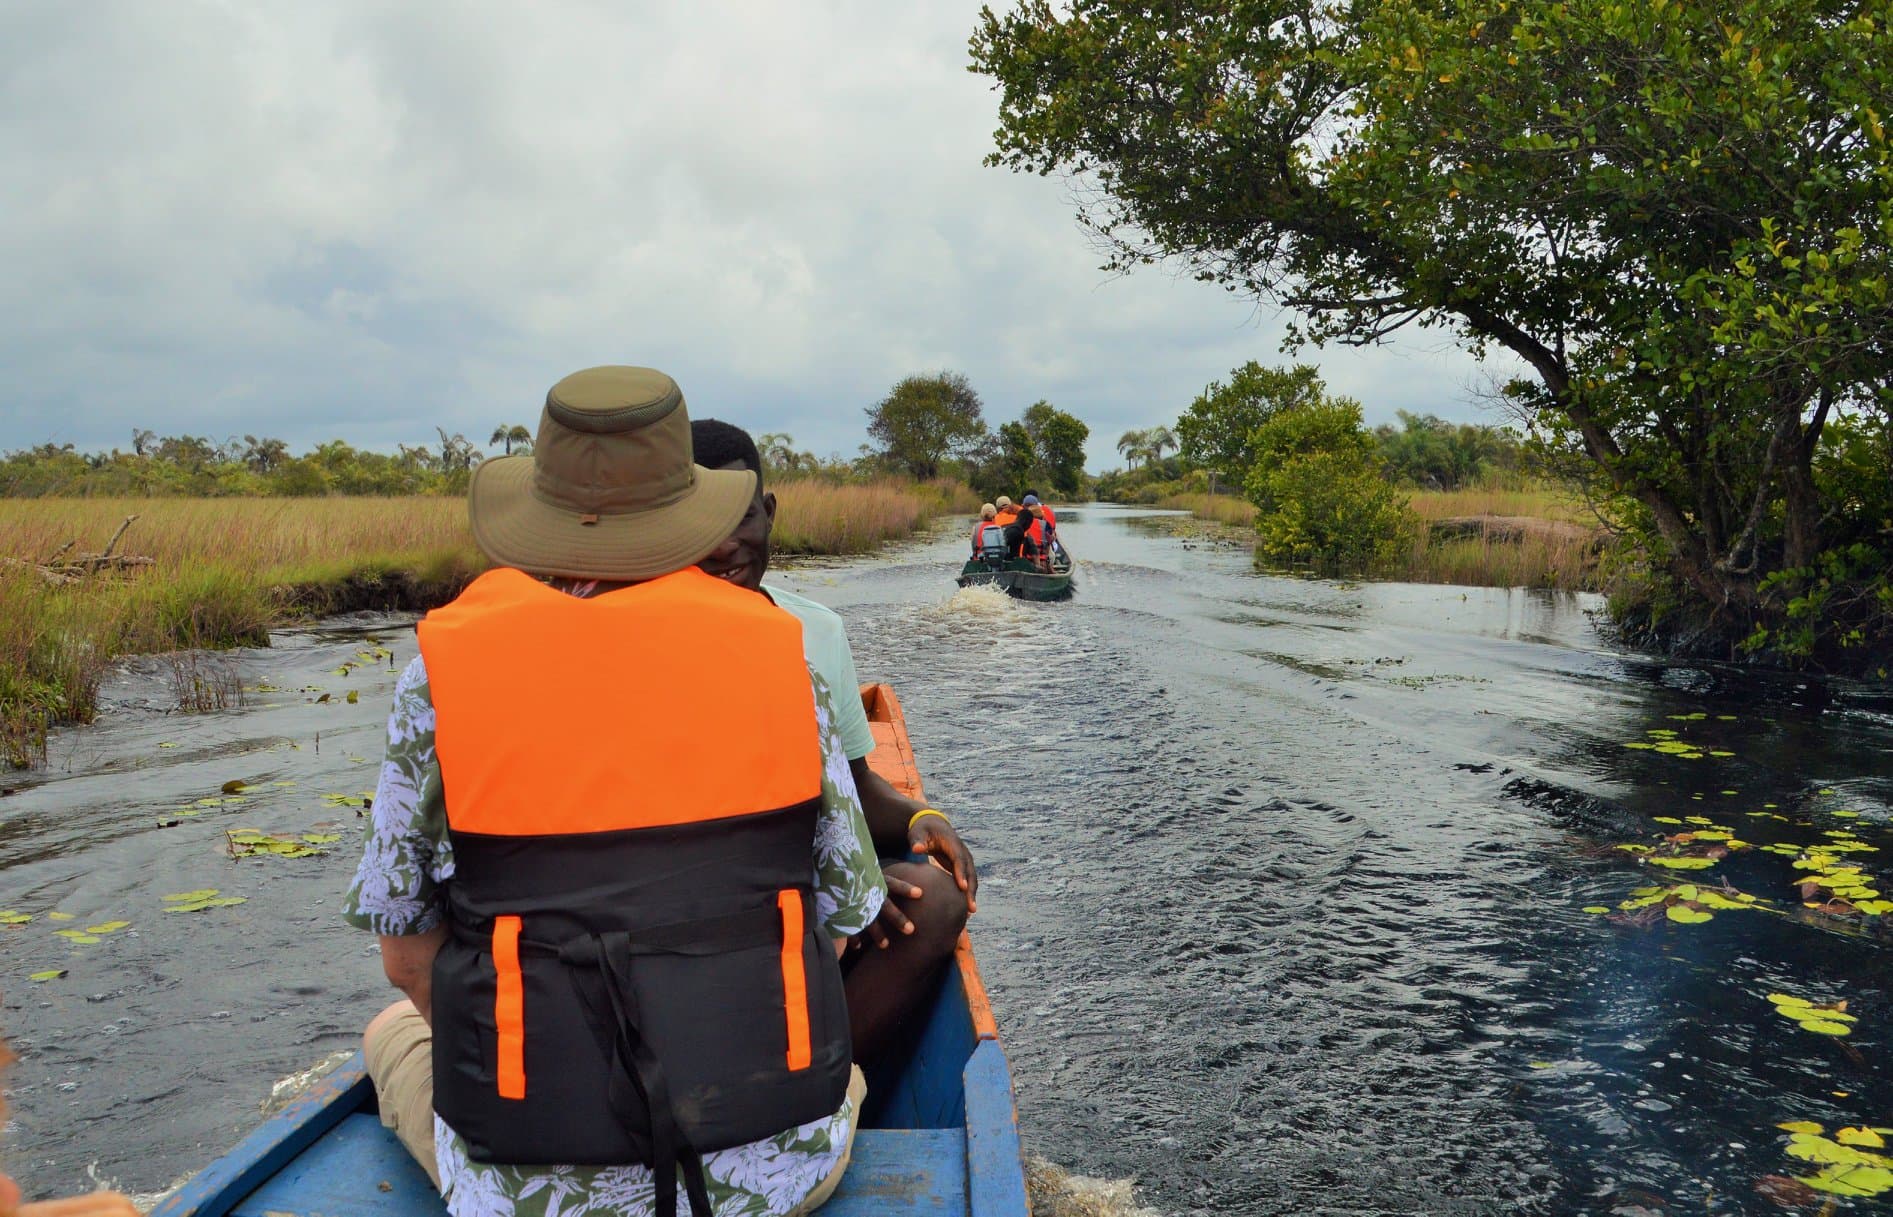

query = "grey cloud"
0;2;1506;468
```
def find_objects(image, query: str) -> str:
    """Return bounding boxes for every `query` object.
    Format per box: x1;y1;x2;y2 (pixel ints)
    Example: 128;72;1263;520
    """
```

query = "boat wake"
1027;1157;1162;1217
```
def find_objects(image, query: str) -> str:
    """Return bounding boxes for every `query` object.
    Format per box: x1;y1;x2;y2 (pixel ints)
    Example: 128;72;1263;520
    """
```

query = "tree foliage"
973;0;1893;666
865;372;990;479
1020;400;1091;496
1375;412;1524;490
1176;363;1328;485
0;432;478;497
1245;400;1411;575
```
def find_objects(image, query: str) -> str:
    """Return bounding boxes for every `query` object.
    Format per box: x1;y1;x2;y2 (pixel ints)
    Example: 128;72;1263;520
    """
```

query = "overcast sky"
0;2;1509;472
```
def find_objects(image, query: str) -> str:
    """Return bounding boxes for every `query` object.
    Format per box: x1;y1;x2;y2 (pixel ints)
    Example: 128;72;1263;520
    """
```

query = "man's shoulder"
763;582;846;634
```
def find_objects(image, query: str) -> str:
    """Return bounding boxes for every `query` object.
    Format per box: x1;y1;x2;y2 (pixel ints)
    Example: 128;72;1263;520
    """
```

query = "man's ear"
763;490;777;523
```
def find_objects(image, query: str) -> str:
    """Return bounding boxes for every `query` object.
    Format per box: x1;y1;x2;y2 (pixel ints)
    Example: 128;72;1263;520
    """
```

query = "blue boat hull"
152;684;1028;1217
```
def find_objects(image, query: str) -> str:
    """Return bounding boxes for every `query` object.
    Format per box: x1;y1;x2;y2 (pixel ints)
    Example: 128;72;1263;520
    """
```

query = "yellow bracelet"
908;808;950;832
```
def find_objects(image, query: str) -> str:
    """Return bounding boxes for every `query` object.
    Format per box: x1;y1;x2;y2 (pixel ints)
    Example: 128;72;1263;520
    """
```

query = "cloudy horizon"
1;2;1512;473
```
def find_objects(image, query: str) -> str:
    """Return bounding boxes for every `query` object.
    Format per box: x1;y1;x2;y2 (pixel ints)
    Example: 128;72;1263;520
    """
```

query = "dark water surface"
5;505;1892;1214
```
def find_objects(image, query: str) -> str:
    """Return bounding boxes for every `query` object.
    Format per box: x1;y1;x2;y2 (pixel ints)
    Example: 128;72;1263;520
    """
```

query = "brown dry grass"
0;482;963;764
1163;482;1604;590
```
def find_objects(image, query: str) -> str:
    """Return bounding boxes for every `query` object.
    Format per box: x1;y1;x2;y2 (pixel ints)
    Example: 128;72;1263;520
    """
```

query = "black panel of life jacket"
431;799;851;1174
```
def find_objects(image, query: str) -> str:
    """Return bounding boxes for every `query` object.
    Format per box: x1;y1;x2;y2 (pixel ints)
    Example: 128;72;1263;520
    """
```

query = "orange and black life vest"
417;566;851;1217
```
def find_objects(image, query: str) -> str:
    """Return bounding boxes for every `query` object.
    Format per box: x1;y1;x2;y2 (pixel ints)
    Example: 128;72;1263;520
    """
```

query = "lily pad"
0;910;32;926
1799;1163;1893;1196
46;911;74;922
1646;856;1716;870
1582;905;1611;914
84;921;130;934
1666;905;1712;923
29;969;67;982
221;780;248;794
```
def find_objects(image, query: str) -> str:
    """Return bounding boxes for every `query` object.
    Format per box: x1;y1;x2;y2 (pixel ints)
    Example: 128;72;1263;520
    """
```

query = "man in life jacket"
1021;490;1056;537
971;503;997;555
1004;502;1044;562
991;495;1019;527
344;367;886;1217
691;420;975;1065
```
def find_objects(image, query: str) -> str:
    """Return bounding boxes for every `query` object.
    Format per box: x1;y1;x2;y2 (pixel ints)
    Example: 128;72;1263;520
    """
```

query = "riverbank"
0;478;974;766
1157;484;1603;591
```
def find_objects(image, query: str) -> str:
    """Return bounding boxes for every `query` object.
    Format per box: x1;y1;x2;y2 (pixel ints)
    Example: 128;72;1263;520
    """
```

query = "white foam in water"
265;1048;356;1111
944;582;1024;618
1027;1157;1163;1217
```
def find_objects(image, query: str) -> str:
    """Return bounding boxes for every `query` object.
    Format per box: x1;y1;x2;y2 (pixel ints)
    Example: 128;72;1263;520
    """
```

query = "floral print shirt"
344;655;885;1217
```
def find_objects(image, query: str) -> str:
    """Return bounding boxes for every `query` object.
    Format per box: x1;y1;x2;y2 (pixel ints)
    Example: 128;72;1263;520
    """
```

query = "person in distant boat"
0;1042;140;1217
1021;493;1064;563
692;419;976;1066
1020;491;1056;537
992;495;1018;527
971;503;997;555
1004;501;1044;562
344;367;884;1217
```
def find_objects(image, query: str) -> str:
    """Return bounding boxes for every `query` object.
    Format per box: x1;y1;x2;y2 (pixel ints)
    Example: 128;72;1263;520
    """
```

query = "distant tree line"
861;372;1091;501
0;424;527;497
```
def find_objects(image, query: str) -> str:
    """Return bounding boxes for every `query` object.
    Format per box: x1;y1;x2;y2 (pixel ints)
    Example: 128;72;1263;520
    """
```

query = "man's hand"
909;815;978;914
860;869;925;949
379;925;447;1025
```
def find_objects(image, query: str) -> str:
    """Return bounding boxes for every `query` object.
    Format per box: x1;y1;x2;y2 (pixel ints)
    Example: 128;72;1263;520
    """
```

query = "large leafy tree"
1176;362;1330;484
973;0;1893;660
1020;400;1091;495
866;372;990;479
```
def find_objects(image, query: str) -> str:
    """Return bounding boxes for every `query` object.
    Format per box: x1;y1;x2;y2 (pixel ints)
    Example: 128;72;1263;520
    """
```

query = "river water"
4;504;1892;1215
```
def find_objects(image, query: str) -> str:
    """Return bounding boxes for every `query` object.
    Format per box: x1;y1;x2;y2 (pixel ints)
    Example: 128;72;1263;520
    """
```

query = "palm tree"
1146;425;1176;463
755;432;802;475
488;424;532;455
1116;428;1149;470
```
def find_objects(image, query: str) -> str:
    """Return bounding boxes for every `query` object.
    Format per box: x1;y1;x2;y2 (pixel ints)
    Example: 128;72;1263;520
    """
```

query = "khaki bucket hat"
467;366;755;581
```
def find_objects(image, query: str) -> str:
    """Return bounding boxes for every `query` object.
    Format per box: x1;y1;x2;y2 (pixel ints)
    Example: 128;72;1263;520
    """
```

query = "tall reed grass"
0;481;962;765
1155;492;1259;526
771;479;943;555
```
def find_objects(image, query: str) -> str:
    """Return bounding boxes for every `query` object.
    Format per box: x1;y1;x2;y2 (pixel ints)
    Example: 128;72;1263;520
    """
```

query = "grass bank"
1160;484;1605;591
0;479;964;766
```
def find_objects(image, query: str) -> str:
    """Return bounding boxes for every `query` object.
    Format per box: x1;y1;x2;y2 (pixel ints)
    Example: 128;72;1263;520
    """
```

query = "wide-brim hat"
467;366;755;581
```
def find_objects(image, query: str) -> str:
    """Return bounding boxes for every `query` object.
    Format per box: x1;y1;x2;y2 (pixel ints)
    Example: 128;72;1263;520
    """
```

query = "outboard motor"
976;523;1009;561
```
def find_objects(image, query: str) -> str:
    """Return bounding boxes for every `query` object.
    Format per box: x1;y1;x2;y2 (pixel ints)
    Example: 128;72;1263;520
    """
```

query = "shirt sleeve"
807;665;885;937
824;632;877;762
342;655;455;935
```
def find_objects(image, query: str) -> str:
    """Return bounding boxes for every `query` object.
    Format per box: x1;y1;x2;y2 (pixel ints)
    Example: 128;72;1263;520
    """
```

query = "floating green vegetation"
321;791;374;810
0;909;31;926
53;928;102;945
1790;845;1893;916
1616;822;1749;872
1607;881;1770;927
1772;1121;1893;1197
226;828;328;858
161;889;247;913
29;969;66;982
85;920;130;934
45;911;74;922
1768;993;1858;1037
1669;712;1708;721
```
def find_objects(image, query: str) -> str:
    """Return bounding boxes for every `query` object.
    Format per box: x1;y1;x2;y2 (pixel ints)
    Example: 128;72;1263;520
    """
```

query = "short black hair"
691;418;762;479
1022;487;1040;500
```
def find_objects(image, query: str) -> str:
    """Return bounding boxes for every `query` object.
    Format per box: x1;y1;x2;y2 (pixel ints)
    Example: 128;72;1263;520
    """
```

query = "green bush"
1244;402;1412;576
